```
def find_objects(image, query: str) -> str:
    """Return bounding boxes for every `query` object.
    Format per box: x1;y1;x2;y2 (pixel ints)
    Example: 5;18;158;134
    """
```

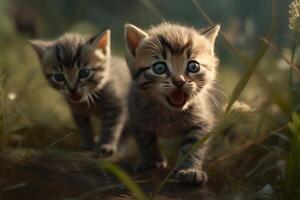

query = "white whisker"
86;93;91;108
210;87;228;98
203;91;221;109
85;92;94;107
91;91;100;99
88;92;95;105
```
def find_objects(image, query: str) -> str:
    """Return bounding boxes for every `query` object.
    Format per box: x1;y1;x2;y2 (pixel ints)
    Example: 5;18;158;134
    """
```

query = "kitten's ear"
202;24;221;45
124;24;148;56
29;40;52;60
89;29;110;54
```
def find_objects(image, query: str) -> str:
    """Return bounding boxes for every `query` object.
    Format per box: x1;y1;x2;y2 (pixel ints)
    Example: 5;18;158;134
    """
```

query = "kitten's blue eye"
187;61;200;73
152;62;168;75
79;69;90;79
53;73;65;82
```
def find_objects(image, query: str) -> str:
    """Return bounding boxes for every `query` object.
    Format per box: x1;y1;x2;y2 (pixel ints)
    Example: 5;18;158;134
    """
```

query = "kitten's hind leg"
174;128;209;185
72;113;95;151
133;127;167;172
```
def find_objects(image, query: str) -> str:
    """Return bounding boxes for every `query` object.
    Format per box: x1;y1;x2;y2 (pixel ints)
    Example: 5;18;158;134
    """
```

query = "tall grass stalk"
0;54;4;137
191;0;291;116
102;162;148;200
138;0;164;20
289;32;300;110
286;1;300;196
286;112;300;196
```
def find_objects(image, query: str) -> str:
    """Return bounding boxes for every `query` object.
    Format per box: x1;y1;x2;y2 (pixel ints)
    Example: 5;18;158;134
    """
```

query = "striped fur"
125;22;221;185
30;31;131;156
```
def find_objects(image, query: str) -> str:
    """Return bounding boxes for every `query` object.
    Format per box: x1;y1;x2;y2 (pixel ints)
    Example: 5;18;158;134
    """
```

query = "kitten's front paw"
136;159;167;172
95;144;117;158
174;168;208;185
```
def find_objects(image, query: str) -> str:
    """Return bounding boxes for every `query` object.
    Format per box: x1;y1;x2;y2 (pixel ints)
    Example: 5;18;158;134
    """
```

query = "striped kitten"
124;23;220;185
30;30;131;156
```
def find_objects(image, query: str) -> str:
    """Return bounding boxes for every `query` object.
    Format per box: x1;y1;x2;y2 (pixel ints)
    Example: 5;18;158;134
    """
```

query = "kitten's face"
30;30;110;104
125;23;220;111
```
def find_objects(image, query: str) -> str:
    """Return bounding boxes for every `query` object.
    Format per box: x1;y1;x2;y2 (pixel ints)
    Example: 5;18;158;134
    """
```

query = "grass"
1;0;300;199
286;112;300;196
102;162;148;200
0;56;4;137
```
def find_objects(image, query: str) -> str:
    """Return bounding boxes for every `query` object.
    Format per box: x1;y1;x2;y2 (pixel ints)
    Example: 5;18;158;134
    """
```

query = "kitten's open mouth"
167;91;187;108
68;93;82;102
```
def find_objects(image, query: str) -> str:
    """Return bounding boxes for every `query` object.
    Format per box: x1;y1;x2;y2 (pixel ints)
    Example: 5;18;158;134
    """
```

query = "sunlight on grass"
102;162;148;200
0;55;4;137
286;112;300;195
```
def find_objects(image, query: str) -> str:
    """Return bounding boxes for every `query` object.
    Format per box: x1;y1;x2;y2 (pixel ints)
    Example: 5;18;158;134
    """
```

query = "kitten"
124;22;220;185
30;30;131;156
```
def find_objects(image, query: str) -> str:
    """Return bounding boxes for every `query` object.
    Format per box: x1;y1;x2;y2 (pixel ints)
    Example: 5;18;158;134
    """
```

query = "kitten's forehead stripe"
157;34;192;58
181;41;192;56
53;34;91;70
55;44;70;69
56;44;80;69
55;45;64;71
186;47;192;59
75;46;83;68
158;35;173;59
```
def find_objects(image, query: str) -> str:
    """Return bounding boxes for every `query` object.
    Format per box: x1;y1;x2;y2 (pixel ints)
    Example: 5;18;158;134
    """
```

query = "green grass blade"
42;132;74;151
138;0;164;20
255;71;291;114
224;43;269;114
286;112;300;193
261;37;300;77
1;182;27;192
0;57;4;137
192;0;278;115
102;162;148;200
192;0;289;113
223;0;277;113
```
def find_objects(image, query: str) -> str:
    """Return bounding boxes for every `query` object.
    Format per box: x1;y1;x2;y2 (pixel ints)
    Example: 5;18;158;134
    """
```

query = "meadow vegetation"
0;0;299;199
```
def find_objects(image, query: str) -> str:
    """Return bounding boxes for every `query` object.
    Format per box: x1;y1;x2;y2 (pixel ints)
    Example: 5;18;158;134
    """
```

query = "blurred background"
0;0;299;199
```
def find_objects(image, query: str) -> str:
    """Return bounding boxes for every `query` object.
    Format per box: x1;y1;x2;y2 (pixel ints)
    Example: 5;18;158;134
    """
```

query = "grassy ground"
1;0;300;199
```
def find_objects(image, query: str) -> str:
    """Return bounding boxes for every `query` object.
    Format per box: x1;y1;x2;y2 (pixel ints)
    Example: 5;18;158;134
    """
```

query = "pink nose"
172;75;186;88
68;87;77;94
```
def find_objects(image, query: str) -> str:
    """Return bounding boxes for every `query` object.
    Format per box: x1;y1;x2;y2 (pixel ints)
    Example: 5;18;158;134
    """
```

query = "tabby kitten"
124;22;220;185
30;30;131;156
